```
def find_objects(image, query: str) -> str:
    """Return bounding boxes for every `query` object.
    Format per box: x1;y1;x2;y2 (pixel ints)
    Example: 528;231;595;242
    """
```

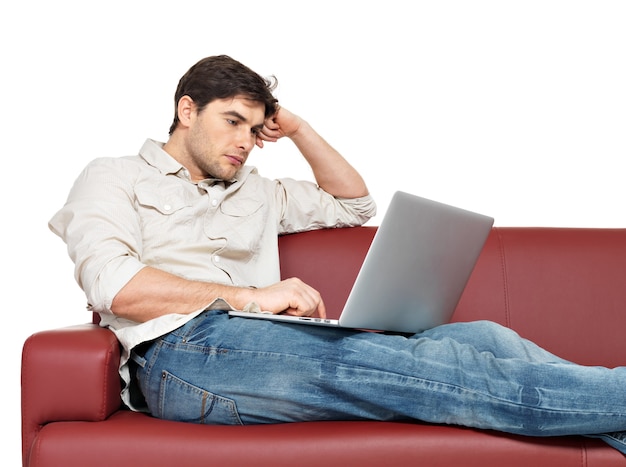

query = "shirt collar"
139;139;185;176
138;138;255;185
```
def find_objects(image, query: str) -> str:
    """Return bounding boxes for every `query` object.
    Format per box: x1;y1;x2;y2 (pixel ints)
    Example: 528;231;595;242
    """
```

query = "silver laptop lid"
338;191;494;333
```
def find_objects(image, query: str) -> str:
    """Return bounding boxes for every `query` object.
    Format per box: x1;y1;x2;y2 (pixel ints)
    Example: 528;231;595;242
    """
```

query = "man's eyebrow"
222;110;246;121
222;110;264;131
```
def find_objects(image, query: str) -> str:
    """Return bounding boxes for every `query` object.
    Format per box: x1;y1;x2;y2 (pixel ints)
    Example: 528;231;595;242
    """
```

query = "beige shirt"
49;139;376;408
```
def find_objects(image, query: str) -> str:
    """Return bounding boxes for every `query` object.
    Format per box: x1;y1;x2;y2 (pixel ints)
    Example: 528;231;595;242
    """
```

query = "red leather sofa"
22;226;626;466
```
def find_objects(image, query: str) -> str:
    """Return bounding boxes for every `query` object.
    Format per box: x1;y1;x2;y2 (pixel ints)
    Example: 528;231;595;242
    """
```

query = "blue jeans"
133;310;626;454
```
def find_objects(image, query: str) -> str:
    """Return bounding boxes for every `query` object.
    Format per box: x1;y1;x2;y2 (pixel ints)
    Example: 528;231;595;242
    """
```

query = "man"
50;55;626;454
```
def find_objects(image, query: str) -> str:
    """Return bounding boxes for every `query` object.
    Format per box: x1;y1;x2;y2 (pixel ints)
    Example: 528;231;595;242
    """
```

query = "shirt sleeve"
274;177;377;234
48;157;146;314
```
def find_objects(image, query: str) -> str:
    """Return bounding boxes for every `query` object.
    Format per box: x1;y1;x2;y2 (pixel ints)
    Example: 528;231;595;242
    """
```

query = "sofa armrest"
21;324;121;465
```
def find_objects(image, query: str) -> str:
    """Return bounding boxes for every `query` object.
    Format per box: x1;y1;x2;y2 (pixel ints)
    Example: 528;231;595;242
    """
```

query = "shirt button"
214;255;221;263
211;199;218;207
163;204;172;211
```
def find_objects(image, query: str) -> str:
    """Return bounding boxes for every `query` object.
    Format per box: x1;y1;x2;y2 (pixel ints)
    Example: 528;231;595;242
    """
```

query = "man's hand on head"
255;106;303;148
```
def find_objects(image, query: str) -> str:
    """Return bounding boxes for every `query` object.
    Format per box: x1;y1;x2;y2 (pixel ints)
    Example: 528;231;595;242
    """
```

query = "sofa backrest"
278;226;626;368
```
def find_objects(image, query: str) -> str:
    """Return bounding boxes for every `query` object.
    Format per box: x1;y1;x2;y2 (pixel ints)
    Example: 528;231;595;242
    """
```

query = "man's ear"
177;95;195;128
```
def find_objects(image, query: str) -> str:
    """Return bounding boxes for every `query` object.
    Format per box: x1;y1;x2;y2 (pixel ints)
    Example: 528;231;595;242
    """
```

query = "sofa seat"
30;410;626;467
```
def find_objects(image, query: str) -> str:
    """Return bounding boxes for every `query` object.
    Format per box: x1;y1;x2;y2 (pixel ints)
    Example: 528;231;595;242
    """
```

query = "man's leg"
135;311;626;453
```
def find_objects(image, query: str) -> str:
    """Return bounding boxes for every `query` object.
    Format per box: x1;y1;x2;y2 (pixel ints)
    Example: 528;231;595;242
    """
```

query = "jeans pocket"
157;370;244;425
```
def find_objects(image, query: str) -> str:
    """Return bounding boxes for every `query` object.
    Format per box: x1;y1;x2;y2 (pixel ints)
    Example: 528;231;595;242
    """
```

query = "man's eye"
226;119;237;125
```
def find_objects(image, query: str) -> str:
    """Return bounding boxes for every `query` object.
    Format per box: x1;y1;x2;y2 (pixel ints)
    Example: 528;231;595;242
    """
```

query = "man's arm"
257;107;369;199
50;157;328;326
111;266;326;323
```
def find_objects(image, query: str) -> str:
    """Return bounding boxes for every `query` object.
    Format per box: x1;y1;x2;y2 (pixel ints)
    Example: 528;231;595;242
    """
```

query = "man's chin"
209;166;241;182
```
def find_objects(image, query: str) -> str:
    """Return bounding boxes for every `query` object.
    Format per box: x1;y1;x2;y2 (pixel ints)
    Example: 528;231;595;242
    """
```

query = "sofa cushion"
29;410;626;467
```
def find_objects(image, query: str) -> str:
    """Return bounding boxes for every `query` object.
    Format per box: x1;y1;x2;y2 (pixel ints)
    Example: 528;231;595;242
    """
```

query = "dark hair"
168;55;279;135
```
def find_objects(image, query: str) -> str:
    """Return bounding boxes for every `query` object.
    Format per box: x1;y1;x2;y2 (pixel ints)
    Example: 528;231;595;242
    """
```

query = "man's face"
185;96;265;181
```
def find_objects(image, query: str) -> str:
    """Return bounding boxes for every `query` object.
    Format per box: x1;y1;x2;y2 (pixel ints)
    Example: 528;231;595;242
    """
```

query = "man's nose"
236;129;256;151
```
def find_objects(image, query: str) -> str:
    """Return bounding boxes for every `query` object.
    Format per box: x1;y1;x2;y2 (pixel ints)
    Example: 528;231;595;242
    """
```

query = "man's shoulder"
80;155;150;178
71;156;154;193
85;154;144;169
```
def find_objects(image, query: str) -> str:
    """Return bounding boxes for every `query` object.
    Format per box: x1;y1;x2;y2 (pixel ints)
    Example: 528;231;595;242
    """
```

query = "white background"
2;1;624;464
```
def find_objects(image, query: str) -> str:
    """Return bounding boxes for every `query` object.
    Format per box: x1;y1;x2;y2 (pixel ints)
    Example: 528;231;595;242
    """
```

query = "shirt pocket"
135;184;191;215
135;181;196;249
206;195;268;259
218;196;264;218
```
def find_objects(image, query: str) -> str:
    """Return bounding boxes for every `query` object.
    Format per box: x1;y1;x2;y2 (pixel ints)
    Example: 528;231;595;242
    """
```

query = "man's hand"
252;277;327;318
112;267;327;323
254;104;369;199
255;106;302;148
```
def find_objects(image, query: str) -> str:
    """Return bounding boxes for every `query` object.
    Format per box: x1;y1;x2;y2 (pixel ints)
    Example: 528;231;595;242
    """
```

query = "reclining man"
50;54;626;454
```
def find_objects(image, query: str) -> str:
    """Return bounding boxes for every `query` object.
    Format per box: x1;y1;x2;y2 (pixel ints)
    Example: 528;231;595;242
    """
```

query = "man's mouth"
225;155;244;166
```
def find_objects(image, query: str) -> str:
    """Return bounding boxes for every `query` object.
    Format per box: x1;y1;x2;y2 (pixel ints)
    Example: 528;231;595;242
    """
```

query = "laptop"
228;190;494;333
